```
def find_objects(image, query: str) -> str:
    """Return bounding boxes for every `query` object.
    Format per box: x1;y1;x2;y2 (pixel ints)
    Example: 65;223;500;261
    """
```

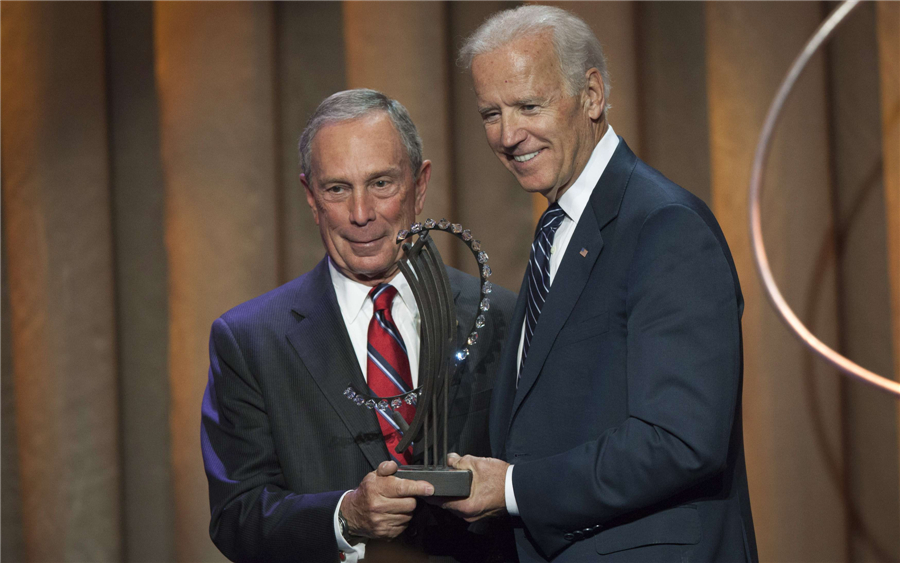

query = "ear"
301;173;320;225
413;160;431;215
584;68;605;121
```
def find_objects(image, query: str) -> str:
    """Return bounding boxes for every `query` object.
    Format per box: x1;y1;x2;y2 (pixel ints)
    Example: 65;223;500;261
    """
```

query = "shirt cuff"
505;465;519;516
334;490;366;561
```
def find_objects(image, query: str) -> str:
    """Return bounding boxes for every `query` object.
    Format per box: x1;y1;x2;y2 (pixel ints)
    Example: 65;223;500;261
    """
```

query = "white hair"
459;5;610;110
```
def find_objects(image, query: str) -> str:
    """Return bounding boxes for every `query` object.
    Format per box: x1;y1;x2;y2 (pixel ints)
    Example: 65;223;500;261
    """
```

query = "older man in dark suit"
201;89;516;562
442;6;758;562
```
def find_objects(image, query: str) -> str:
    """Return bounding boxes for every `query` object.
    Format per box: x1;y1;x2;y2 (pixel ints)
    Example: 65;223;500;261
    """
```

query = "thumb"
446;452;461;468
378;460;399;476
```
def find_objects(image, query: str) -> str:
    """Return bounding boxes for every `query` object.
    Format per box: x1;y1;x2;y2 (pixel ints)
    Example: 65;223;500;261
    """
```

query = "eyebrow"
317;166;404;186
515;96;544;106
477;96;545;114
366;166;404;181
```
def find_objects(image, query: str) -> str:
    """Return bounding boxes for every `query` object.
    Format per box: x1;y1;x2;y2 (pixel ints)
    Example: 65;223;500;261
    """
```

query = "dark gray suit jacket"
491;140;757;562
202;257;516;562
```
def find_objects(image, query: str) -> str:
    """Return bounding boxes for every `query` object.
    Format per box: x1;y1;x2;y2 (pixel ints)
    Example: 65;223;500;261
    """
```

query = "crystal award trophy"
342;218;493;497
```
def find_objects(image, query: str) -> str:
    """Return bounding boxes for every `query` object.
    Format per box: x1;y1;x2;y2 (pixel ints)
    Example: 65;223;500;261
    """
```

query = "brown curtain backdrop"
2;2;898;562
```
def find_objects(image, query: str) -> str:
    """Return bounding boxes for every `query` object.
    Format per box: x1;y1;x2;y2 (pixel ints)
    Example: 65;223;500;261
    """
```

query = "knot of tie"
537;202;566;240
370;283;398;312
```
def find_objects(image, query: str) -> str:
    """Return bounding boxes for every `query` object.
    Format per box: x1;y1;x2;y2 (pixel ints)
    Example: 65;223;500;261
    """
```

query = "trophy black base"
396;465;472;497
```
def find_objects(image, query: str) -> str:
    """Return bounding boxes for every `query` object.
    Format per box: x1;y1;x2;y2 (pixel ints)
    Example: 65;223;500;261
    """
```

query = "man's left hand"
440;453;509;522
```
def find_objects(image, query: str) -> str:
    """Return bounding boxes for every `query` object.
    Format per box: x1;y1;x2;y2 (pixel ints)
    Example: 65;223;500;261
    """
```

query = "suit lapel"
511;212;603;416
285;259;386;470
509;138;638;424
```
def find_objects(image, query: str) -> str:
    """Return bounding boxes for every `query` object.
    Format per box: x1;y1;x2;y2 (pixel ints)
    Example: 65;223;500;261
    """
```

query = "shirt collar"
557;125;619;223
328;256;418;326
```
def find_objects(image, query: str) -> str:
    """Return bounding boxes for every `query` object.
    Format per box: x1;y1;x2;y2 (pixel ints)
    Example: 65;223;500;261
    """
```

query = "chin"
350;256;397;277
516;180;553;195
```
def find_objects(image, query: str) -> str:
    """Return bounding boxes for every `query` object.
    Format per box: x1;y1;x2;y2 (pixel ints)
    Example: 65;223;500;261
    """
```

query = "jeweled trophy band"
343;218;493;496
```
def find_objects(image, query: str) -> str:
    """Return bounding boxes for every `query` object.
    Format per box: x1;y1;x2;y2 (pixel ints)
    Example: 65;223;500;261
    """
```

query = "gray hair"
459;5;610;109
298;89;423;179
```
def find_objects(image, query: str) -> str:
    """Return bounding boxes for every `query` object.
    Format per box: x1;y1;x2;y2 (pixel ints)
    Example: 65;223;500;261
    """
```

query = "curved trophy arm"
396;236;442;452
748;0;900;397
395;234;457;453
416;239;458;445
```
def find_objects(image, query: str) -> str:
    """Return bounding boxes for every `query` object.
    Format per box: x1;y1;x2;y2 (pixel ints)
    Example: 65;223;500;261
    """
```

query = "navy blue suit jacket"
201;258;516;562
491;140;758;562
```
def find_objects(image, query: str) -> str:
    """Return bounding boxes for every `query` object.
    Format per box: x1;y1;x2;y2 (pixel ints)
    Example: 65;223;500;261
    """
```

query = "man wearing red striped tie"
201;89;516;562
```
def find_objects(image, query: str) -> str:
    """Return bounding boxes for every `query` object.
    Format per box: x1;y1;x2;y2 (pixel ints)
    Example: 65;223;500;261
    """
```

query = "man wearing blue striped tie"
442;5;757;563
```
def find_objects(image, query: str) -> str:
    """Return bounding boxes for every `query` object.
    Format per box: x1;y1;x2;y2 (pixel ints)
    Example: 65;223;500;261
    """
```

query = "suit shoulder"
216;270;312;333
627;160;709;213
622;159;724;233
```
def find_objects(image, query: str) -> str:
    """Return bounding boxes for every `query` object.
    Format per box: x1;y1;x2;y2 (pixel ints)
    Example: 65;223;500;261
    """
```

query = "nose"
500;112;526;149
349;188;376;226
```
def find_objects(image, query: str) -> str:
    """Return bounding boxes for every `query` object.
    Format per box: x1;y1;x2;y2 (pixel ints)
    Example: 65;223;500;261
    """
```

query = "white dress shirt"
328;258;421;561
505;126;619;516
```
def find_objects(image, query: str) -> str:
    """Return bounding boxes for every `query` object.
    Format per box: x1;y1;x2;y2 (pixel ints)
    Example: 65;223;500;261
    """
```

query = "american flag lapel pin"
579;248;589;257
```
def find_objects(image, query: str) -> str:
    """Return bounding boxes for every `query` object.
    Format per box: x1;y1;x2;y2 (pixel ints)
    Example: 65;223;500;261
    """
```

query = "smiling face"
302;112;429;286
471;32;606;202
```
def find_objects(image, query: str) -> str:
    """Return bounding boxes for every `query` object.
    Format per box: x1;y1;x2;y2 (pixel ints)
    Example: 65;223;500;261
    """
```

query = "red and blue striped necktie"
367;284;416;466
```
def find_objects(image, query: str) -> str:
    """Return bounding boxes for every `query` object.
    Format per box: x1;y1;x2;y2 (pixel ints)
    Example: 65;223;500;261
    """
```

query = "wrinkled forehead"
471;33;569;99
471;30;564;85
309;113;409;181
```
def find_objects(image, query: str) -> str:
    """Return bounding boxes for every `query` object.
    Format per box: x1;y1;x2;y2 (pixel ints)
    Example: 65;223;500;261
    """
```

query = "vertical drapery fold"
1;2;122;561
154;3;279;561
2;213;24;563
706;3;847;560
827;3;899;559
635;2;711;205
105;3;176;561
876;3;900;543
877;2;900;401
343;1;457;264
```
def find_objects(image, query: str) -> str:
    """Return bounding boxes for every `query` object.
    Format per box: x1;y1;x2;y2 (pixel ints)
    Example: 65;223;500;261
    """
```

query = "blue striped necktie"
520;203;566;382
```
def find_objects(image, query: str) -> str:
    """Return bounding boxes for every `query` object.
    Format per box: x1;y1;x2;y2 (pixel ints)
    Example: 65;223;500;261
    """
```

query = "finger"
386;511;413;524
439;497;466;512
451;455;474;471
377;460;398;477
393;478;434;497
379;496;418;515
446;452;461;468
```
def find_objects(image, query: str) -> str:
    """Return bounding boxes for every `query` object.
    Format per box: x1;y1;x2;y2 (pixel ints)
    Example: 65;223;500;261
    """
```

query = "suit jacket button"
573;530;585;540
563;533;575;542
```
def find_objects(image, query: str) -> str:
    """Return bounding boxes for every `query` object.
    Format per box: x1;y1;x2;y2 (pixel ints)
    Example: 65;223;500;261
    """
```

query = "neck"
335;260;401;287
548;118;608;204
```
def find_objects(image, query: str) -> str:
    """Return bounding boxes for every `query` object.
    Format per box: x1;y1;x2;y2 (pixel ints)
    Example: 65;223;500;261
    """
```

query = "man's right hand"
340;460;434;540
